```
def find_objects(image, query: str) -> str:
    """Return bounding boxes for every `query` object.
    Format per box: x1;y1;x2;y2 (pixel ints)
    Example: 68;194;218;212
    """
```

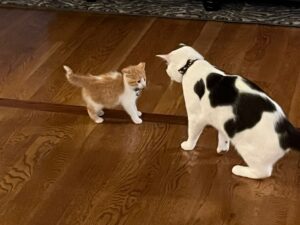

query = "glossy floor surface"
0;7;300;225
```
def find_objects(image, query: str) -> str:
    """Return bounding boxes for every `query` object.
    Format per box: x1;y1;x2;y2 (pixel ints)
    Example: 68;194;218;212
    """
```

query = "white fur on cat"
157;46;290;179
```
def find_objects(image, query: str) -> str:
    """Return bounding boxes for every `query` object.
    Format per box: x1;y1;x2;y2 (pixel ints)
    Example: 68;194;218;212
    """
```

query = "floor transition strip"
0;98;188;125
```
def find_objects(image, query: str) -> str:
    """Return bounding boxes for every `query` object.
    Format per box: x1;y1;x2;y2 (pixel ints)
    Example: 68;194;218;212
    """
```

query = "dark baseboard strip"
0;98;187;125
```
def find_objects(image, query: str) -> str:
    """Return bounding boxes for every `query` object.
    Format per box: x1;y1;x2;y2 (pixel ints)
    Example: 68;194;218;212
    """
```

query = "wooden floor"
0;7;300;225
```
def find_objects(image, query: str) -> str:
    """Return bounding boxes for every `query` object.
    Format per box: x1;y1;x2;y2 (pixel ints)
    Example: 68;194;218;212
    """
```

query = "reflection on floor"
0;7;300;225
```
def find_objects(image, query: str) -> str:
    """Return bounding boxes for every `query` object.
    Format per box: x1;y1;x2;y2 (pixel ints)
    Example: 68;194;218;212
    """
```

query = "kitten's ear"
156;54;169;62
138;62;146;70
122;66;131;74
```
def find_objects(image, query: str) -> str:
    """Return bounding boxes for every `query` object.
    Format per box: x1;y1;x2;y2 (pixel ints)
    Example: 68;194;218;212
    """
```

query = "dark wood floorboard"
0;7;299;225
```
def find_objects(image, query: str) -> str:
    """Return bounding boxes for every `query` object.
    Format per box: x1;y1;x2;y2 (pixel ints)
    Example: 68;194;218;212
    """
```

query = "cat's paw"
217;141;230;153
232;165;271;179
137;111;142;117
94;117;104;124
232;165;245;176
132;118;142;124
232;165;257;179
181;141;195;151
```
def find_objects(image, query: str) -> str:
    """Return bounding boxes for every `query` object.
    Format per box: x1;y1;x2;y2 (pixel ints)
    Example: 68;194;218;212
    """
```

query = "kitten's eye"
137;80;141;83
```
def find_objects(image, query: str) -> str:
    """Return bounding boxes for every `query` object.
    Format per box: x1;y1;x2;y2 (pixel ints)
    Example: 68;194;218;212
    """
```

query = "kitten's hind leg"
217;131;230;153
232;165;272;179
87;106;103;123
181;117;206;151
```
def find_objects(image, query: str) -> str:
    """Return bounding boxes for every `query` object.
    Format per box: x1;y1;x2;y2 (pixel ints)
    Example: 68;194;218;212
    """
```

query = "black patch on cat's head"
243;79;265;93
206;73;238;107
224;94;276;138
194;79;205;100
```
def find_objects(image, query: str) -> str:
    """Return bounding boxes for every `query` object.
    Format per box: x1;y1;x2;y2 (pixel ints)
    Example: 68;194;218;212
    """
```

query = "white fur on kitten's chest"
119;79;139;103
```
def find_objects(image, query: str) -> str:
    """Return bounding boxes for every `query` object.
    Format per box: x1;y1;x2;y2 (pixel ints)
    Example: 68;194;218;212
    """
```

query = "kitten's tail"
63;65;93;88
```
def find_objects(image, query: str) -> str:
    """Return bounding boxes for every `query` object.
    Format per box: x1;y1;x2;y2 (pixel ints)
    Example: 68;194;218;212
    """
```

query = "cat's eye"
137;80;141;83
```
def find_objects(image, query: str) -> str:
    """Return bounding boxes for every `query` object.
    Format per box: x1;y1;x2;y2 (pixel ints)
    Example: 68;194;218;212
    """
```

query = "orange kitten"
63;62;146;124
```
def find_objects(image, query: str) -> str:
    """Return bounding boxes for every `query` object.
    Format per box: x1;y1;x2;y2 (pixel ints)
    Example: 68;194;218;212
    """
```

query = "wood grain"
0;6;299;225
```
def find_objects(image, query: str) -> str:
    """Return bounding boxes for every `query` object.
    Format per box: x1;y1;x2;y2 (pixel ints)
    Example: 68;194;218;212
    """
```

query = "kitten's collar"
134;87;142;96
178;58;199;75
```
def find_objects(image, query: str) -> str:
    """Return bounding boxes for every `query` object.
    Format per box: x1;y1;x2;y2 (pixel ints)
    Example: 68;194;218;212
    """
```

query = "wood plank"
30;15;155;105
0;107;298;225
0;7;299;225
0;10;91;99
119;18;206;114
268;29;300;115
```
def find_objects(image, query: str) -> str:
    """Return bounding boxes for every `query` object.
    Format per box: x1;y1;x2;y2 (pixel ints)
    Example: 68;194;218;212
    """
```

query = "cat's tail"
290;128;300;150
63;65;93;88
276;118;300;151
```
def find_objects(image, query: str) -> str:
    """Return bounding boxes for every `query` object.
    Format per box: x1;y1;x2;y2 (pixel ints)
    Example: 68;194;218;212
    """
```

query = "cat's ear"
156;54;169;62
138;62;146;70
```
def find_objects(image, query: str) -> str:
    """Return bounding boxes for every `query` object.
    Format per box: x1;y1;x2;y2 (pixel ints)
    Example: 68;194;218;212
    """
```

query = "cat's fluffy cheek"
166;67;182;83
170;74;182;83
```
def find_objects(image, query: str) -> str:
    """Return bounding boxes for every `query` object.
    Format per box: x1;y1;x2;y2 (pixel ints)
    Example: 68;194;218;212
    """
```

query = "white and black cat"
157;44;300;179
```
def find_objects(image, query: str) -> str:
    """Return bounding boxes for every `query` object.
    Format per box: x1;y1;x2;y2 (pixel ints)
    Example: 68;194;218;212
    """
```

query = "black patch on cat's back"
206;72;277;138
224;94;276;138
206;73;238;107
194;79;205;100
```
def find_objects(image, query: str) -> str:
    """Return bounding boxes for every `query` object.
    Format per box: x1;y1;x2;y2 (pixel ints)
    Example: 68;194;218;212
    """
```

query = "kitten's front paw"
181;141;195;151
132;118;142;124
137;111;142;117
94;117;104;123
217;141;230;153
